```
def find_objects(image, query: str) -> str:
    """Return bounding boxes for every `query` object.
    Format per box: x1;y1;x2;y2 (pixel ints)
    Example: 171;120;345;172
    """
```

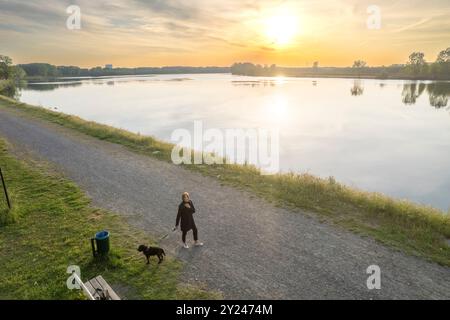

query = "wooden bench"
83;275;121;300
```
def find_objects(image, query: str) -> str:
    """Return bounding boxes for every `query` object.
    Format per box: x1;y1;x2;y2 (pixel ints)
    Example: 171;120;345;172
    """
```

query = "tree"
0;55;26;98
11;66;26;82
312;61;319;74
407;52;426;75
0;55;13;80
352;60;367;69
352;60;367;77
436;47;450;63
409;52;425;65
269;64;277;73
430;47;450;79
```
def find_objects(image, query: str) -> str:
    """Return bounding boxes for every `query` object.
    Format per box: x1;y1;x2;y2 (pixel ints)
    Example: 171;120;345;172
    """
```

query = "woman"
175;192;203;248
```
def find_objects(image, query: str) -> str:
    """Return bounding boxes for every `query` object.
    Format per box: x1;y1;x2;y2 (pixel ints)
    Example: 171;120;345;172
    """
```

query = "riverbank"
0;94;449;267
0;136;219;299
232;72;447;80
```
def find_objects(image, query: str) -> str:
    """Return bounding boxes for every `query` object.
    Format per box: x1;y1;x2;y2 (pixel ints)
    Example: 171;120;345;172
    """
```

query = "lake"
17;74;450;211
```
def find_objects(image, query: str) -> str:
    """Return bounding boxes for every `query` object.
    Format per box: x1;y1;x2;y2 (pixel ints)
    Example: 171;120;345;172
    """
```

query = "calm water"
18;74;450;211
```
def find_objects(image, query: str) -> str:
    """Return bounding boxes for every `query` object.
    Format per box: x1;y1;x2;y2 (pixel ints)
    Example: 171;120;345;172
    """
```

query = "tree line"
231;47;450;80
18;64;230;78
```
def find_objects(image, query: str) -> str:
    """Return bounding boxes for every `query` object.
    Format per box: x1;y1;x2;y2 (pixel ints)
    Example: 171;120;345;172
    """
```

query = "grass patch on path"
0;137;219;299
1;95;449;267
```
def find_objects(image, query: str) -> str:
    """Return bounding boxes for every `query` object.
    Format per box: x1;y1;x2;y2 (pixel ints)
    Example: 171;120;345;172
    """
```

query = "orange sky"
1;0;449;67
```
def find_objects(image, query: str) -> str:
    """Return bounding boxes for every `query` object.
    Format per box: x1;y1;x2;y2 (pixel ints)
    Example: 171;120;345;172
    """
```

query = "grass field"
1;94;449;267
0;137;219;299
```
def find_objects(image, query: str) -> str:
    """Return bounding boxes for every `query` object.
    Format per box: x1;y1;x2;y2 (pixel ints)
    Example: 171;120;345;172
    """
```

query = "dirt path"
0;107;449;299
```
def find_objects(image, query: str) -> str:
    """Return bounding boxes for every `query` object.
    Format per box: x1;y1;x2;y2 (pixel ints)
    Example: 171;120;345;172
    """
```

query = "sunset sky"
1;0;449;67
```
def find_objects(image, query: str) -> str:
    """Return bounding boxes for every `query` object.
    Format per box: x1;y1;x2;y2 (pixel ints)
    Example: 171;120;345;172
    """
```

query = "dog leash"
158;227;177;242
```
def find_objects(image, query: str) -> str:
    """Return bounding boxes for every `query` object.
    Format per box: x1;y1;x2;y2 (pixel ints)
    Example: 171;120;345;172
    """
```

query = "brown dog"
137;245;165;264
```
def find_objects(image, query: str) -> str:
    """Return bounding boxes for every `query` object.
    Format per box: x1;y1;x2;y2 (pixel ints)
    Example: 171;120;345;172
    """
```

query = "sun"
264;11;299;46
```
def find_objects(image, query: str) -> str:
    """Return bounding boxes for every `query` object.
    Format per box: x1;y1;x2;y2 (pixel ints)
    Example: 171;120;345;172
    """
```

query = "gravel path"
0;108;449;299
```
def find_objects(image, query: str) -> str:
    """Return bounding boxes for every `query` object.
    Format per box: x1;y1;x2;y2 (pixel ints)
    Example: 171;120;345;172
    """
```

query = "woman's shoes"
182;241;203;248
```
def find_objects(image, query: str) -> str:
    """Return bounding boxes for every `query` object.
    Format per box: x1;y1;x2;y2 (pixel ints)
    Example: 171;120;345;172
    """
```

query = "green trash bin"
91;230;110;257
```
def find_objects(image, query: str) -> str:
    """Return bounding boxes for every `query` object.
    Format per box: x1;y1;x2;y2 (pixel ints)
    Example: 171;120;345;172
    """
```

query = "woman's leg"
182;230;187;243
192;224;198;241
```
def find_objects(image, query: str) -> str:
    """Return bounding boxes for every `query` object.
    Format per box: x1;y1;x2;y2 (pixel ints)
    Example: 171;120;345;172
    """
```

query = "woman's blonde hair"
182;192;190;200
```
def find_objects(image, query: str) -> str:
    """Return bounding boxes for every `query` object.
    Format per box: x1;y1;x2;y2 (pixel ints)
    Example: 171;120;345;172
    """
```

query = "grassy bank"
0;137;219;299
1;95;449;267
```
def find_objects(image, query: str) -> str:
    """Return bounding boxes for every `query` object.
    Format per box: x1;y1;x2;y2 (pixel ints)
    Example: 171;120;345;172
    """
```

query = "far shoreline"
24;72;450;83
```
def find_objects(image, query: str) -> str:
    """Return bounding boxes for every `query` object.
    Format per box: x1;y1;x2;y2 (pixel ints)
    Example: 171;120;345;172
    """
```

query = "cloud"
132;0;199;20
1;0;449;66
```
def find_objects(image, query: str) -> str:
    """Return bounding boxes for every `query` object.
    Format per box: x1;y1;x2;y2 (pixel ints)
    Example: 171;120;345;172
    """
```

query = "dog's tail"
162;249;166;256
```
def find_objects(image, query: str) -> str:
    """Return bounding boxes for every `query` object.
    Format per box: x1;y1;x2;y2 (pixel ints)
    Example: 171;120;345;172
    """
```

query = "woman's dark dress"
176;200;196;232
